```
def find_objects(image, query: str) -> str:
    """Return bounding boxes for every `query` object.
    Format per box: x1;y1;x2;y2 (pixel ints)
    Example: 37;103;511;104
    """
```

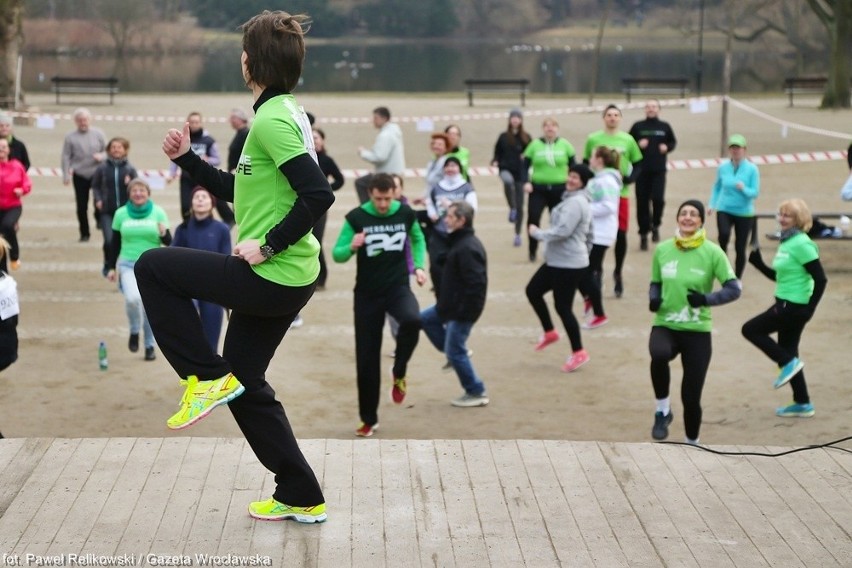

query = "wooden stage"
0;438;849;567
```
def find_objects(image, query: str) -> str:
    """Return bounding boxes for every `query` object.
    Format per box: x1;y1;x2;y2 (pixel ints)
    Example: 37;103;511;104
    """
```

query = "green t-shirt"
523;137;576;184
112;202;169;262
235;94;320;287
583;130;642;197
773;232;819;304
651;238;736;332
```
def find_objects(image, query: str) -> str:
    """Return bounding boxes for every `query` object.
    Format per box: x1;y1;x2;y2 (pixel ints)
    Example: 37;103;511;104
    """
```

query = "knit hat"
509;108;523;119
677;199;705;225
443;156;462;169
728;134;747;147
569;163;594;187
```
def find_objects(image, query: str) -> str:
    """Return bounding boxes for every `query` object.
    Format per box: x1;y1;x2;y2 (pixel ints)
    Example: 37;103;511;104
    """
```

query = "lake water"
22;42;808;95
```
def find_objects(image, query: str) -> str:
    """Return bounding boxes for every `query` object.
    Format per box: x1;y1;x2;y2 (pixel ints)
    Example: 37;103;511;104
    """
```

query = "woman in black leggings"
647;200;741;444
742;198;826;418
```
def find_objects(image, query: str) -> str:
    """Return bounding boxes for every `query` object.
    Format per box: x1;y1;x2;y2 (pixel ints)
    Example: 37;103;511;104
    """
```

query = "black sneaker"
128;333;139;353
652;411;673;440
144;347;156;361
652;227;660;243
640;235;648;251
613;271;624;298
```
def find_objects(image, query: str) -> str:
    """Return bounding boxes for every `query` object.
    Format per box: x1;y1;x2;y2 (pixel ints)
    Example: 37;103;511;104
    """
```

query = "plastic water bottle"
98;341;108;371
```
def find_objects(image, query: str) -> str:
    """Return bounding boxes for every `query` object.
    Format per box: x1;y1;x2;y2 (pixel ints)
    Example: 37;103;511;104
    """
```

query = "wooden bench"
622;77;690;103
783;77;827;107
51;76;119;105
756;212;852;241
464;79;530;107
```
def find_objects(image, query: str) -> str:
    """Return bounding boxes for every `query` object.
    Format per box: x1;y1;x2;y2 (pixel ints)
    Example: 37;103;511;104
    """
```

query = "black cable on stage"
658;435;852;457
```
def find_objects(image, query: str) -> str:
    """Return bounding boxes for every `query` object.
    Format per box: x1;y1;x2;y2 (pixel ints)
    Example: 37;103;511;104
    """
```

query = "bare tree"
0;0;24;108
806;0;851;108
89;0;154;58
588;0;613;106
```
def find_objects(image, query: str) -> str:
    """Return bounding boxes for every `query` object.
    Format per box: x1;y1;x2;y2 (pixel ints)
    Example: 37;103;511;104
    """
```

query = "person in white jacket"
355;106;406;203
581;146;622;329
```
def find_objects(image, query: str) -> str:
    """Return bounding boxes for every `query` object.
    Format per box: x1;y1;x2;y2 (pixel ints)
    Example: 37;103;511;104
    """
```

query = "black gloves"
687;289;707;308
748;249;763;266
649;298;662;312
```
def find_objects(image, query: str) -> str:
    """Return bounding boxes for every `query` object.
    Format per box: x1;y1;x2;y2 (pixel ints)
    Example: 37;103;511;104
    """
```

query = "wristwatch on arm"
259;243;277;260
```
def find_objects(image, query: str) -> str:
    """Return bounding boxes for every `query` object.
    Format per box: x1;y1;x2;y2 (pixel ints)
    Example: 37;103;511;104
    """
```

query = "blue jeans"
420;305;486;396
118;259;154;349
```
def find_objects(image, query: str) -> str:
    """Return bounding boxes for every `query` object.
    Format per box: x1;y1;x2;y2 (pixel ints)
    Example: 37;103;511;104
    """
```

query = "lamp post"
696;0;705;96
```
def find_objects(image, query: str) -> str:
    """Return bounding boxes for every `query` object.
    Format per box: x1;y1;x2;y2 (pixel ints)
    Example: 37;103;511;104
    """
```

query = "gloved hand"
687;289;707;308
649;298;662;312
748;249;763;266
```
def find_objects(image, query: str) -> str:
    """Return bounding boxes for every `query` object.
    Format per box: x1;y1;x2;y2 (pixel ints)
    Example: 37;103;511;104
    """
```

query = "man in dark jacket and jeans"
420;200;489;407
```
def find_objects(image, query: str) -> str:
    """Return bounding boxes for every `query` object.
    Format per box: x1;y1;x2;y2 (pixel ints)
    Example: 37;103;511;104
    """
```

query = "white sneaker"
451;392;489;407
289;314;304;329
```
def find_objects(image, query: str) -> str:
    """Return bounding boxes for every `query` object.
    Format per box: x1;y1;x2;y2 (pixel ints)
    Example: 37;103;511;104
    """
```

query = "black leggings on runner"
649;326;712;441
526;264;587;352
716;211;753;279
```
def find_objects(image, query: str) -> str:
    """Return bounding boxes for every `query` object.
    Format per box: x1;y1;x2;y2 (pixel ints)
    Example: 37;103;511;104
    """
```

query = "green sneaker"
166;373;245;430
248;498;327;523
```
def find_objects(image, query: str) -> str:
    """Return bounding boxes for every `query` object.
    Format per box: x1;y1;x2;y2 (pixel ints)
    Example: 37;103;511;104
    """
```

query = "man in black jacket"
419;200;489;407
629;99;677;250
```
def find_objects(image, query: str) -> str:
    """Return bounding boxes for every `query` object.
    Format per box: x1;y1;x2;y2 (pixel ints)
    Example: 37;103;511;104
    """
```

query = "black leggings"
526;264;586;351
134;247;324;506
580;244;607;317
635;170;666;235
716;212;753;279
649;327;712;441
527;185;564;258
741;299;811;404
0;207;22;262
72;173;93;239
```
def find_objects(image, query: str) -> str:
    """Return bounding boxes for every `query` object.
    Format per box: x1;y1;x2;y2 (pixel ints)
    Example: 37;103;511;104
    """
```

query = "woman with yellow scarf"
647;200;742;445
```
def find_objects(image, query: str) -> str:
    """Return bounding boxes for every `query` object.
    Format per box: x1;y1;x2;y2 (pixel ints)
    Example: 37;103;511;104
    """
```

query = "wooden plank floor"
0;438;849;567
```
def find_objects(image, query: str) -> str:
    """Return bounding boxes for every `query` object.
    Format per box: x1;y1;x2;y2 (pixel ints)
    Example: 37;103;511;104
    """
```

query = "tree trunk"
820;0;851;108
0;0;24;108
588;0;613;106
720;11;734;158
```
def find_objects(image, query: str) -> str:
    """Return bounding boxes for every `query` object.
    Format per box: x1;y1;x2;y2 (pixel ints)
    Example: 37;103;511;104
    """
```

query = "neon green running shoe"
166;373;245;430
248;498;327;523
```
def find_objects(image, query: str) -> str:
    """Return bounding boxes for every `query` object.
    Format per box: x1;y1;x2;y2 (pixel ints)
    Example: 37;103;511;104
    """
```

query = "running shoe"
248;498;327;523
355;422;379;437
128;333;139;353
652;411;673;440
390;367;406;405
561;349;589;373
289;314;304;329
508;208;517;223
513;234;522;247
775;402;815;417
534;330;560;351
774;357;804;389
451;392;489;407
583;315;609;330
583;298;593;319
166;373;245;430
10;260;20;270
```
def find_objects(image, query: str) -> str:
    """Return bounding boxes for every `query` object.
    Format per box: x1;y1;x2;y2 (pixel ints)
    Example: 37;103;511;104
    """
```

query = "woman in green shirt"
523;117;576;262
648;200;741;444
106;178;170;361
742;199;827;418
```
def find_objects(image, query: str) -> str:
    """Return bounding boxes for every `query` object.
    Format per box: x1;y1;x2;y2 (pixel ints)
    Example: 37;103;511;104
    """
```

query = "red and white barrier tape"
25;149;848;179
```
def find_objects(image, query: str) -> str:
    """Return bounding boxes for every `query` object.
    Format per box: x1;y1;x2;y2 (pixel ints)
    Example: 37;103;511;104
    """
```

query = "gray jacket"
530;189;591;269
360;122;406;173
61;128;107;181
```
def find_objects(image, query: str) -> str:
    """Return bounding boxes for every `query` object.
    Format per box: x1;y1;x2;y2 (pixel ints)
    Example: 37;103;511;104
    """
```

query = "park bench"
464;79;530;107
621;77;690;103
755;211;852;241
51;76;119;105
783;76;830;107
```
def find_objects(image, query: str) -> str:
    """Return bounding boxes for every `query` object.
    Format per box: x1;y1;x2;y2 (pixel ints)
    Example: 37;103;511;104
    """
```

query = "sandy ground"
1;91;850;448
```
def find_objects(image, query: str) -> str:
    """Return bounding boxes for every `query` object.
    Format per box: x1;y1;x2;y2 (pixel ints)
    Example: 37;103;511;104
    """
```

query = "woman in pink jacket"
0;138;31;271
